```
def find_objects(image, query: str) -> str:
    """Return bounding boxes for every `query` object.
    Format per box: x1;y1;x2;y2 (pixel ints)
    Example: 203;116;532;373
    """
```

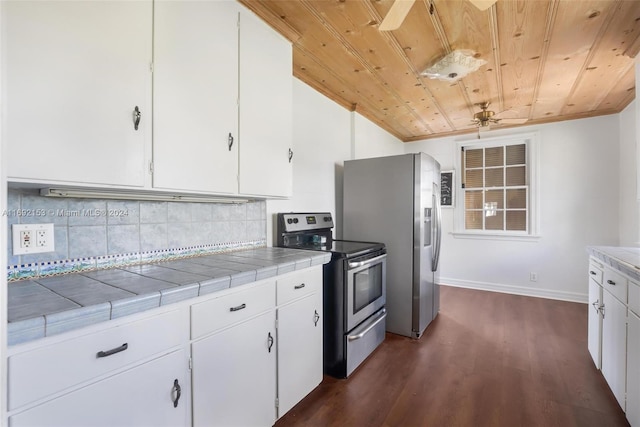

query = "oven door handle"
347;309;387;341
348;254;387;269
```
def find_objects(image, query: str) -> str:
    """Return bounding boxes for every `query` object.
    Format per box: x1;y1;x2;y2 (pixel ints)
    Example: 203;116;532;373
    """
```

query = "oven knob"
324;216;331;222
293;218;299;224
287;218;293;224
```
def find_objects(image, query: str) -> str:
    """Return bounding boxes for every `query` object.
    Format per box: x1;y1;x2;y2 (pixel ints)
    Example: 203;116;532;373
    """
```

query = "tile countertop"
8;247;332;346
588;246;640;282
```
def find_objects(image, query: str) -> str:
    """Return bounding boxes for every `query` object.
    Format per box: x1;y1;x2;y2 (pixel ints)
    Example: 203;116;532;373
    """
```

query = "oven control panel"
277;213;334;233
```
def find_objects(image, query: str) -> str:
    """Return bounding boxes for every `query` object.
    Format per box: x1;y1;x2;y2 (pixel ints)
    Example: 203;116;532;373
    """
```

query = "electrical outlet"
20;230;33;248
12;224;55;255
530;272;538;282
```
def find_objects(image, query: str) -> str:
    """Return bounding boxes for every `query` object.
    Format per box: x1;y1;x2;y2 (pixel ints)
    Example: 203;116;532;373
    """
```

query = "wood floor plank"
275;286;629;427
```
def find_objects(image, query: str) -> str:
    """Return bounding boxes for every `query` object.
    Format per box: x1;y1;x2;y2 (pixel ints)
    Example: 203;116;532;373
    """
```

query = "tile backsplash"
6;189;266;278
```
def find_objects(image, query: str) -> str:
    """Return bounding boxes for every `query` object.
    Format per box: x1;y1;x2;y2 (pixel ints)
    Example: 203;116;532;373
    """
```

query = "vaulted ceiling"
240;0;640;142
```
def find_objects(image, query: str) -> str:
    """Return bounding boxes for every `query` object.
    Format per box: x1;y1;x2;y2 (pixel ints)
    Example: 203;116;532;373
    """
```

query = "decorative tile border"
7;239;267;282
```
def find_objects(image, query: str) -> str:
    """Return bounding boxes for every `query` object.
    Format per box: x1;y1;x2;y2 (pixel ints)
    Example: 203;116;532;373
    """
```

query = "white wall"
269;76;632;303
619;100;640;246
266;78;404;244
352;113;404;160
405;115;621;302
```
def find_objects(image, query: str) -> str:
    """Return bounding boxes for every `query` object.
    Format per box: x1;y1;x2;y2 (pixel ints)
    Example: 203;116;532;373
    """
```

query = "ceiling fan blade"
379;0;416;31
468;0;497;11
499;118;528;124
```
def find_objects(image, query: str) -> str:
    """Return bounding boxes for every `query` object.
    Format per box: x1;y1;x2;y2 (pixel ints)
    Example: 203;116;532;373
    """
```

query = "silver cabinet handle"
229;303;246;312
133;106;141;131
313;310;320;327
592;300;600;313
228;133;234;151
288;148;293;163
97;343;128;358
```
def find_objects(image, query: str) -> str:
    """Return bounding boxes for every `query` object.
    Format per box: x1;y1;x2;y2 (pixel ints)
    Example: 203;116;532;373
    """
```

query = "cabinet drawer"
191;280;275;340
588;259;604;285
603;267;628;303
277;266;322;306
8;308;187;411
629;280;640;317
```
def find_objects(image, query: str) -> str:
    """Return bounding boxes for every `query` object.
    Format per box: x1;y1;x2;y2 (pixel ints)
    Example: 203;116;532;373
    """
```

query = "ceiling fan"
471;102;528;136
379;0;498;31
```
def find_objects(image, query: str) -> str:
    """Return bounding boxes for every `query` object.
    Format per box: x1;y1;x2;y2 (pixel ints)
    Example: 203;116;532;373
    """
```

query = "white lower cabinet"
588;277;603;369
9;349;189;427
587;255;640;425
628;310;640;427
277;292;323;417
191;309;277;427
601;288;627;410
5;266;325;427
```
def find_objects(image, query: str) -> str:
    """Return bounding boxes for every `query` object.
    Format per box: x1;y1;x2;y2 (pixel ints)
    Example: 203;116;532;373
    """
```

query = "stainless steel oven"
346;251;386;331
277;212;386;378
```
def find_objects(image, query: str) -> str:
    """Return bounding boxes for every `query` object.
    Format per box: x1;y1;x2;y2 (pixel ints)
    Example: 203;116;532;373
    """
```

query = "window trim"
452;132;540;240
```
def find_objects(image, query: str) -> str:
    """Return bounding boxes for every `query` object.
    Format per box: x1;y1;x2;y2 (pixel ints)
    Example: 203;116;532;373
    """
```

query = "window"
455;133;539;239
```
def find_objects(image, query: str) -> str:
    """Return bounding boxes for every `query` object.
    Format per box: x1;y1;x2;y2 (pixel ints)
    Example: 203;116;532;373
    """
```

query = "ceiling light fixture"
420;50;486;82
40;188;250;204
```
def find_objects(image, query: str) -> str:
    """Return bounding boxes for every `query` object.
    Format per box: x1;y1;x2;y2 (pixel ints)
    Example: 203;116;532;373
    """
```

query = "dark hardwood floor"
275;286;629;427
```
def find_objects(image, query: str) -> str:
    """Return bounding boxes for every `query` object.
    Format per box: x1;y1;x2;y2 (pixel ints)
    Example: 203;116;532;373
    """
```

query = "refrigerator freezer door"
412;153;435;338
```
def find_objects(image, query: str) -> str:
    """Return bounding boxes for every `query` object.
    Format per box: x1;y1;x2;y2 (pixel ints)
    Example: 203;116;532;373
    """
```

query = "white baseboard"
439;277;588;304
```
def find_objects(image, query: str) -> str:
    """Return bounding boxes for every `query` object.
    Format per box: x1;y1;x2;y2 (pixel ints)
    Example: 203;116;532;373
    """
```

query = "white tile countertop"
588;246;640;282
8;247;331;346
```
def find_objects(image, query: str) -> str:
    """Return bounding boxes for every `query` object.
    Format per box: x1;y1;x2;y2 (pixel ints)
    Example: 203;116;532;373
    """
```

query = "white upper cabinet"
239;8;293;198
152;1;240;194
2;0;293;198
3;0;152;187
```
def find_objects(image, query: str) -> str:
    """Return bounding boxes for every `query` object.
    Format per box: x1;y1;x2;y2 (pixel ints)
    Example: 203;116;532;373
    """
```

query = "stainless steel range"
276;212;387;378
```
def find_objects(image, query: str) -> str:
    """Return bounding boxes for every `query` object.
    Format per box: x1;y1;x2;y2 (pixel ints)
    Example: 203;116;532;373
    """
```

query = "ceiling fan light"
420;50;486;82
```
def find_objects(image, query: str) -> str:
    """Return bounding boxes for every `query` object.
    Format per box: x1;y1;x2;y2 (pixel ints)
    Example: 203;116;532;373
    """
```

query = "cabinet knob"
133;106;141;131
228;133;234;151
267;332;274;353
172;379;182;408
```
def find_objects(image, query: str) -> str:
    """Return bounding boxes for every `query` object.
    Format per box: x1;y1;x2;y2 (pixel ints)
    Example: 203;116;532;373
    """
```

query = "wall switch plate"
12;223;55;255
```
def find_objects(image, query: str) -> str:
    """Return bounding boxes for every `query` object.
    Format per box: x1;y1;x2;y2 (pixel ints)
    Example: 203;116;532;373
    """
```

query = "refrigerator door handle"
432;184;442;272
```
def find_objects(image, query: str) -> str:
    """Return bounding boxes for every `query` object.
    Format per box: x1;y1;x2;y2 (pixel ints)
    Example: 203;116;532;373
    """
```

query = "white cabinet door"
277;292;323;418
588;278;603;369
627;310;640;426
9;349;189;427
238;8;293;198
3;0;151;187
601;289;627;410
191;310;276;427
153;1;239;194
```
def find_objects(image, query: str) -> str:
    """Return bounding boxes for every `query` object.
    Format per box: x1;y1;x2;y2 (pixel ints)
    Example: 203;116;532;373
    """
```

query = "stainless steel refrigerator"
343;153;442;339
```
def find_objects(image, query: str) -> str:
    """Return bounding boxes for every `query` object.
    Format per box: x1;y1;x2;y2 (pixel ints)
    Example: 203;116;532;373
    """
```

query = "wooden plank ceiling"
239;0;640;142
